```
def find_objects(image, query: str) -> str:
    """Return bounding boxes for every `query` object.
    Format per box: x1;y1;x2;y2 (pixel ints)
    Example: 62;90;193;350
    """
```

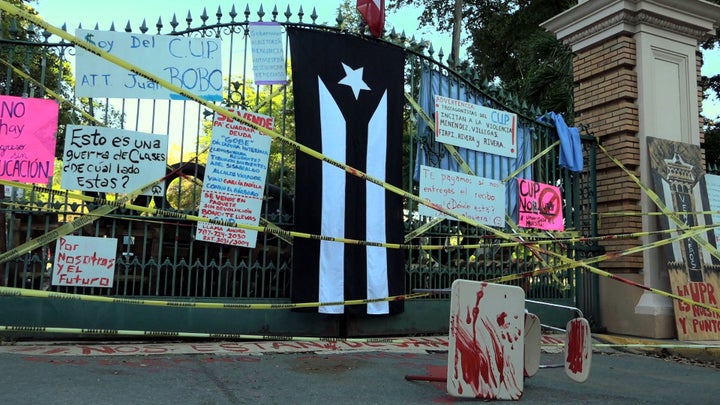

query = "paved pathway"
0;335;718;404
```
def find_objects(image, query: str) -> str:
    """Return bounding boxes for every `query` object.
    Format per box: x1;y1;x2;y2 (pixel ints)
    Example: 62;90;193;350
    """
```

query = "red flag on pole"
357;0;385;38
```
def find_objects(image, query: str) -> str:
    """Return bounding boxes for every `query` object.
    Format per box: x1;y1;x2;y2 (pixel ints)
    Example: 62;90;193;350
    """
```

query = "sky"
28;0;720;121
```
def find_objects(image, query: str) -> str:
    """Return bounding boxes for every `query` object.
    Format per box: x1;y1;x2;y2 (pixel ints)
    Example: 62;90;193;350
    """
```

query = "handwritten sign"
0;95;58;183
75;29;223;100
61;125;168;195
196;190;265;247
418;165;505;227
52;235;117;288
648;137;720;340
196;109;273;247
434;95;517;158
248;22;287;85
517;178;564;231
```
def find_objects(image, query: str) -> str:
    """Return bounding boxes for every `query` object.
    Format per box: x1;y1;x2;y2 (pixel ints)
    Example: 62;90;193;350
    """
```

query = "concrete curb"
593;334;720;364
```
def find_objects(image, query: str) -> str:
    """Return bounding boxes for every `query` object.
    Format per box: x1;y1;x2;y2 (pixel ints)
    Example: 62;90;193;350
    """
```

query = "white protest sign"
434;95;517;158
53;235;117;288
706;174;720;245
61;125;167;195
197;190;265;247
418;165;506;227
248;22;287;85
196;109;273;247
75;29;223;100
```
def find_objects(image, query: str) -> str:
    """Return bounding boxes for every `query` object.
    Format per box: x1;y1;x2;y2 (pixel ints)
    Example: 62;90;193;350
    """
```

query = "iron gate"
0;4;601;337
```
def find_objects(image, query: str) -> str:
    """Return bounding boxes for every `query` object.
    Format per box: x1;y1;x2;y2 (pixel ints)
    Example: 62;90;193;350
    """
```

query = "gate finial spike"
298;5;304;22
140;19;148;34
156;17;163;34
244;4;251;22
201;7;209;26
186;10;193;27
310;7;318;24
170;13;179;33
216;6;223;22
229;5;237;21
109;22;115;32
272;5;279;22
258;4;265;22
284;5;292;22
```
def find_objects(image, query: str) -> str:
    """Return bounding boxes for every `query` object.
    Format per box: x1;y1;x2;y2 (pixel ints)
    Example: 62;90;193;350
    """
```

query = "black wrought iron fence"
0;4;600;326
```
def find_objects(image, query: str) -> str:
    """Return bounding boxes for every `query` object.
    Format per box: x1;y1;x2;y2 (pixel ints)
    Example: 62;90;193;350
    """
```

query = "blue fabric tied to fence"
540;112;584;172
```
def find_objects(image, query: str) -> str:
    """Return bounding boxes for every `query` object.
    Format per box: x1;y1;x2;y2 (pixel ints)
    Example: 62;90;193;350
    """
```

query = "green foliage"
390;0;576;116
336;0;365;33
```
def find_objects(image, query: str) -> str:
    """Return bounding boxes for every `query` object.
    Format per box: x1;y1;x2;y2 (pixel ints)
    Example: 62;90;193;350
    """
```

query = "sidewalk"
593;333;720;364
1;333;719;404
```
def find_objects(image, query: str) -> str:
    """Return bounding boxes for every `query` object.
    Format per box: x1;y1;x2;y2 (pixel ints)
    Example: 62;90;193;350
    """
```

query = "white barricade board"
564;317;592;383
447;280;525;399
524;312;541;378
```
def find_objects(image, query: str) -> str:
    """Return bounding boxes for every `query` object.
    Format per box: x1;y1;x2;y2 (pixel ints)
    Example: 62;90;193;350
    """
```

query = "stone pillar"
542;0;720;338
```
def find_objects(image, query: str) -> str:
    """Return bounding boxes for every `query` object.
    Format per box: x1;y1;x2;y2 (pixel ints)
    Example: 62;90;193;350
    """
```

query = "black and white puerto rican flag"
288;28;405;315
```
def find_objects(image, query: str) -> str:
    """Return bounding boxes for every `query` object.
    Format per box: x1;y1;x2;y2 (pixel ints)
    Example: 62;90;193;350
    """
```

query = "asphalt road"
0;345;718;404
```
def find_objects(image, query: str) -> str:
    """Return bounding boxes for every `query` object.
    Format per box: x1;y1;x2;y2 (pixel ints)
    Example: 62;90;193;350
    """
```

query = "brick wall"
573;35;644;272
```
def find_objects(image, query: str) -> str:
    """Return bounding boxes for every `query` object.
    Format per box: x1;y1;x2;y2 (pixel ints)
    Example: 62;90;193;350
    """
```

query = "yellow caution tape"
0;325;406;343
598;141;720;263
0;286;428;310
0;179;160;263
486;223;720;315
0;179;455;254
6;1;717;320
0;2;512;256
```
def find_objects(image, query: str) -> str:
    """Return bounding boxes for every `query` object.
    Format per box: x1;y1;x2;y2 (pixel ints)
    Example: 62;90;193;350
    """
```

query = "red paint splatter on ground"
566;320;586;374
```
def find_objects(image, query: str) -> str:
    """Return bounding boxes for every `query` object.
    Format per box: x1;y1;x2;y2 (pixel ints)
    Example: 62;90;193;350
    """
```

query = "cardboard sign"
447;280;524;399
434;95;517;158
61;125;168;195
648;136;720;340
75;29;222;100
517;178;565;231
418;165;505;227
248;22;287;85
52;235;117;288
196;109;273;247
0;95;58;183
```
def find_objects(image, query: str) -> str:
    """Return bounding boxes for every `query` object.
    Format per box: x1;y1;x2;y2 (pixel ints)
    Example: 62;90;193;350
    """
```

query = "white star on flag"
338;63;370;99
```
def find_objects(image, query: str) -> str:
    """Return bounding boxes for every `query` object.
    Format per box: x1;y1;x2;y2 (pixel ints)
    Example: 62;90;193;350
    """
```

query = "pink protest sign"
0;95;58;183
517;178;564;231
